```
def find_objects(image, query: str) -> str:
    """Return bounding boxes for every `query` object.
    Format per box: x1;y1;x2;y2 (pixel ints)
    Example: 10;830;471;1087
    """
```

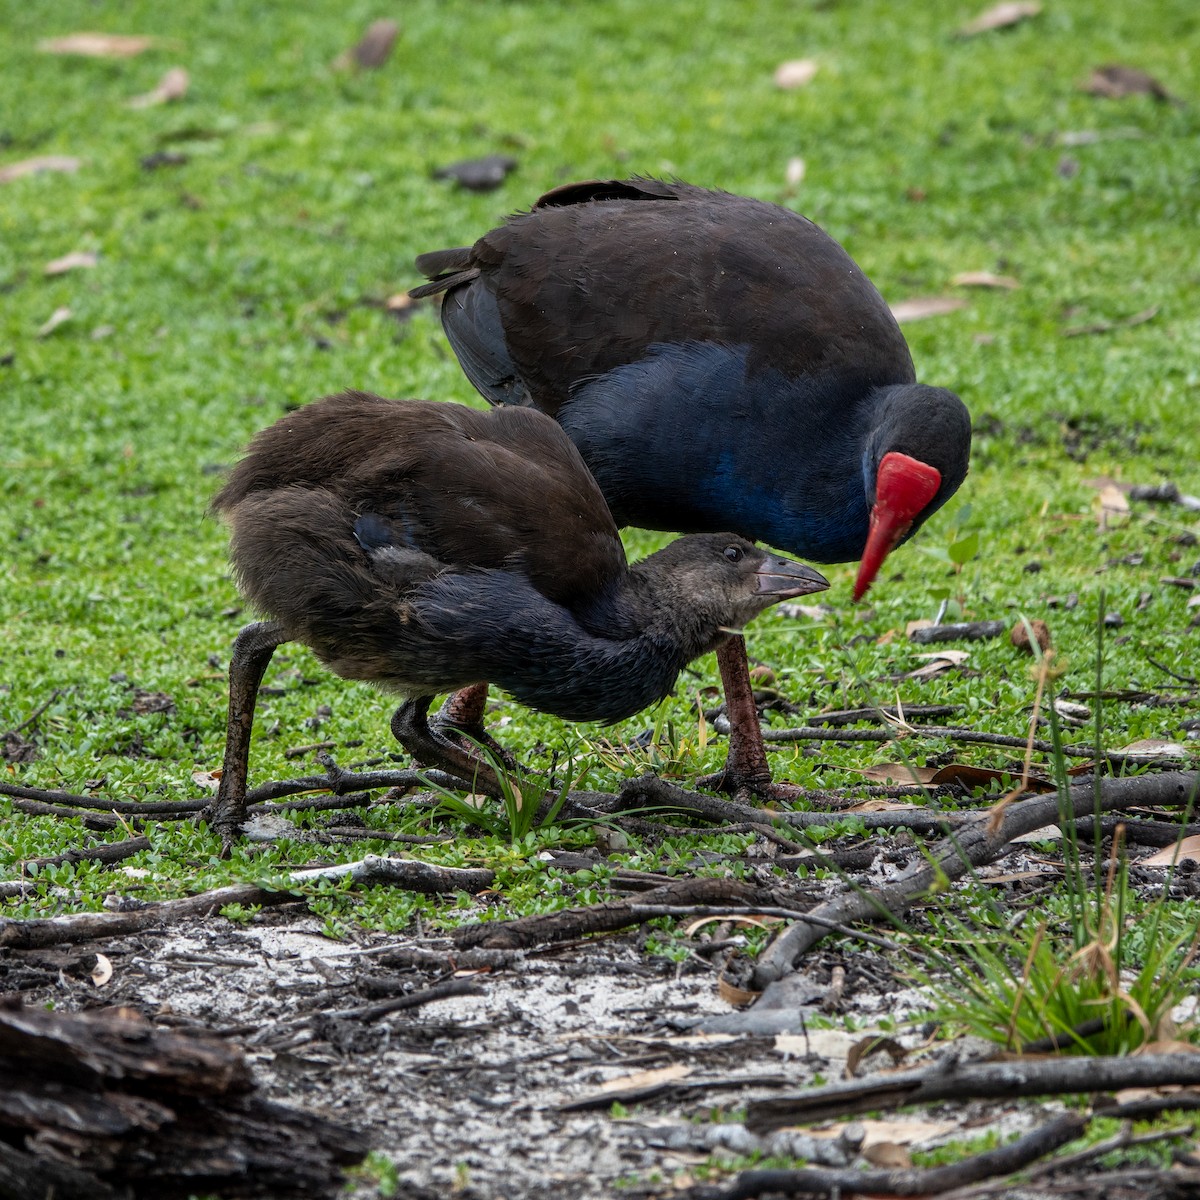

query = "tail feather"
410;247;479;299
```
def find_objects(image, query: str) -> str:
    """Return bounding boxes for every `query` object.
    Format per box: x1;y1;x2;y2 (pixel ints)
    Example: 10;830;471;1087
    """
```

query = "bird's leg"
208;620;287;855
698;635;805;803
429;683;518;769
390;696;505;796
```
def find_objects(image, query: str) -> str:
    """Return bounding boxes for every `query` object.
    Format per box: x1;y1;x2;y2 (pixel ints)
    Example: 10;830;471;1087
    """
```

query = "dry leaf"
958;2;1041;37
334;19;400;70
951;270;1019;289
128;66;189;109
1117;739;1192;762
862;1142;912;1168
774;59;819;89
1011;824;1063;843
857;763;938;785
774;1029;860;1059
0;156;81;185
91;953;114;986
191;768;221;791
39;32;158;57
718;977;759;1007
684;914;778;937
846;1035;908;1076
594;1064;691;1094
907;649;970;680
36;307;73;338
1096;483;1131;529
857;1116;959;1147
931;761;1054;792
1063;305;1159;337
44;250;98;276
785;156;806;187
1082;65;1178;103
889;296;967;323
1140;835;1200;867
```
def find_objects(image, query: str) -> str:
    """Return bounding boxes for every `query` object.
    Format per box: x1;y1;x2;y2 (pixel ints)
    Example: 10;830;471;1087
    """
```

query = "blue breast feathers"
558;342;873;563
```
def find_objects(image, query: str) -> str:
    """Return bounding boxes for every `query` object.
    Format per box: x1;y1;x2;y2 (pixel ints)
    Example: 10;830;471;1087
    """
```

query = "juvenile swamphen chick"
206;391;828;843
412;177;972;799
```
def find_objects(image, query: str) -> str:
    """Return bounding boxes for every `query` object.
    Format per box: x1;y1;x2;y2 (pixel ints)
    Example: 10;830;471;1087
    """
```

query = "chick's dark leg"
699;635;804;803
208;620;287;854
430;683;518;769
391;696;504;796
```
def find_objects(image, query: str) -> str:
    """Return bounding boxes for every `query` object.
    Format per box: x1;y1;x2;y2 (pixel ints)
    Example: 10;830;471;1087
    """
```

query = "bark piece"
0;1005;367;1200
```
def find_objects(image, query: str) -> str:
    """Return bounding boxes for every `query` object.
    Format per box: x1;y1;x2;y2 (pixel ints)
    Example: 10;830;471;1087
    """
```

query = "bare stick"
743;718;1183;766
752;770;1200;986
0;855;495;950
689;1112;1085;1199
745;1052;1200;1131
453;877;766;950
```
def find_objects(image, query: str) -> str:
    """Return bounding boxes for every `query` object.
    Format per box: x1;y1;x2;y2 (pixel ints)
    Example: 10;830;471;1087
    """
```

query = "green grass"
2;0;1198;921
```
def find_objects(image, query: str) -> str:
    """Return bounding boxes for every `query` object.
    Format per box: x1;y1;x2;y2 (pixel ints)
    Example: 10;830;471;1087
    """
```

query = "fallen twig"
318;977;485;1022
739;719;1191;766
609;774;964;833
752;770;1200;986
0;854;495;949
17;835;152;873
745;1051;1200;1130
453;877;767;950
686;1111;1086;1199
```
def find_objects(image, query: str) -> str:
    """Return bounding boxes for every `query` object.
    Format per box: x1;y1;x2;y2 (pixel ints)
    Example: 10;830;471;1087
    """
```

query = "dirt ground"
3;877;1092;1200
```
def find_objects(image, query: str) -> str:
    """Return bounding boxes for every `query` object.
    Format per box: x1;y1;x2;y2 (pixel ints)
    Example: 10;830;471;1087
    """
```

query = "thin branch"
5;688;63;735
688;1111;1086;1199
746;1052;1200;1131
752;770;1200;986
739;718;1184;765
0;855;495;950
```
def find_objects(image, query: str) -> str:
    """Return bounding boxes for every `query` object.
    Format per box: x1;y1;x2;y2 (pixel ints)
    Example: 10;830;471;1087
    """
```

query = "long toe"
391;699;506;796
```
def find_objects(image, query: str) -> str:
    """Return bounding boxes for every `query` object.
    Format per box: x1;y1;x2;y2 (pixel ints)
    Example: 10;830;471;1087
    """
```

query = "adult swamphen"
411;178;971;799
206;391;828;845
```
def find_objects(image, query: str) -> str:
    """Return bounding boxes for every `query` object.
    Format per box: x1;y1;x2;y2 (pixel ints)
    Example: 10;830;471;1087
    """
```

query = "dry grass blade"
0;156;81;185
889;295;968;323
951;270;1019;289
1082;64;1180;103
958;2;1041;37
44;251;98;275
38;32;159;57
128;67;189;109
333;19;399;70
774;59;818;89
1063;305;1159;337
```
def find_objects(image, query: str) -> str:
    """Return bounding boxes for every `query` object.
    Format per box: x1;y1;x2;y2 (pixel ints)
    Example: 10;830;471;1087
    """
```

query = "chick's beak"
853;452;943;602
755;554;830;599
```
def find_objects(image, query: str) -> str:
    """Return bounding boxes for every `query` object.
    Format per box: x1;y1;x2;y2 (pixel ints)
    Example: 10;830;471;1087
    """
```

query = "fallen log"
0;1003;368;1200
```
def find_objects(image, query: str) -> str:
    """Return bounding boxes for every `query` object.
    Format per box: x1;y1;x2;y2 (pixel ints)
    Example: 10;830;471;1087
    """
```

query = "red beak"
853;452;943;601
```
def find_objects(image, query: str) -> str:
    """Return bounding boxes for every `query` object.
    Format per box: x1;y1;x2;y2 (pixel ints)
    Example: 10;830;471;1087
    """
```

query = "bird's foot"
391;697;506;796
695;762;805;805
430;712;520;774
425;685;520;771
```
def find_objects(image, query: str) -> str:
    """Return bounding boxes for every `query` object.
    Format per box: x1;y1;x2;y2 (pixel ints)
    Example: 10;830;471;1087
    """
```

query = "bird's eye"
723;545;743;562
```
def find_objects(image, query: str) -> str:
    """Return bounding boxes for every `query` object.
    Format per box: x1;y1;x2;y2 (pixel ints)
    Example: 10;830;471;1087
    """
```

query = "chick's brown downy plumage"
207;392;828;843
